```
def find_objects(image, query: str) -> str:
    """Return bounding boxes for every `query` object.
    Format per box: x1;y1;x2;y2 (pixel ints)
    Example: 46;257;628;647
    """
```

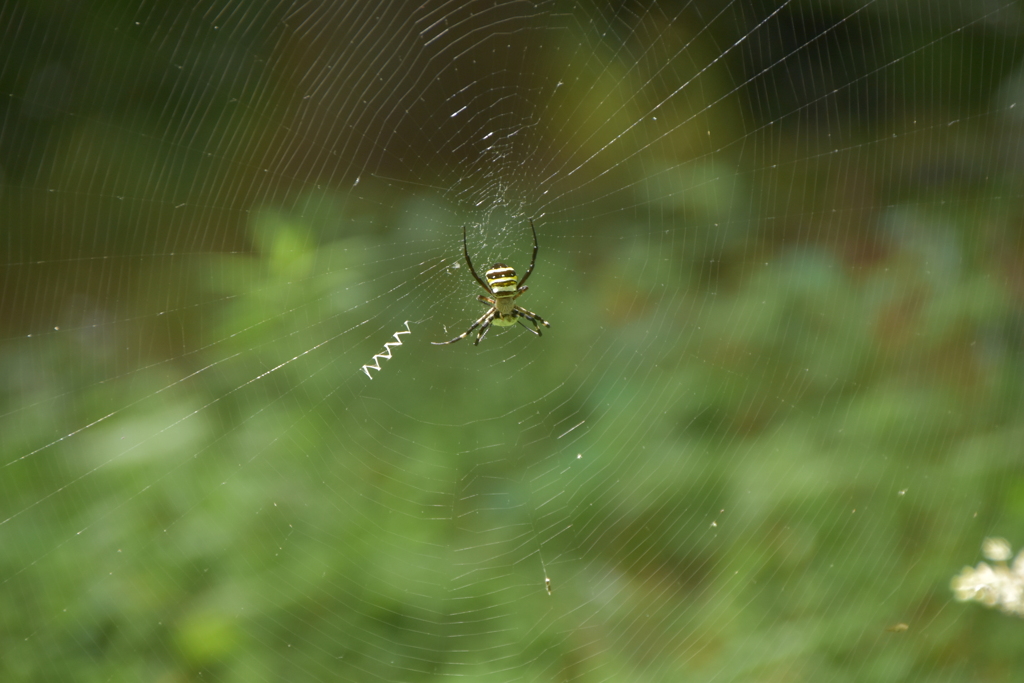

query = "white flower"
951;538;1024;617
983;537;1012;562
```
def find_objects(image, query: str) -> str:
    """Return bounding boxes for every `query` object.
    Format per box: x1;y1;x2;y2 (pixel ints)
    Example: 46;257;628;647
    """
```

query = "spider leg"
462;225;492;295
474;311;498;345
514;305;550;336
432;308;494;345
518;219;540;287
514;305;549;327
477;294;496;306
517;319;542;336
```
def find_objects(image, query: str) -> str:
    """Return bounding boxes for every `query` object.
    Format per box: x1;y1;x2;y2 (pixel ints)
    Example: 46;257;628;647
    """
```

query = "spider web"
2;0;1024;680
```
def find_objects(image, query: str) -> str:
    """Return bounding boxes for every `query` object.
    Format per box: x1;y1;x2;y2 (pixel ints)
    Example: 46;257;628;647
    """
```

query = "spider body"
433;220;550;346
482;264;519;324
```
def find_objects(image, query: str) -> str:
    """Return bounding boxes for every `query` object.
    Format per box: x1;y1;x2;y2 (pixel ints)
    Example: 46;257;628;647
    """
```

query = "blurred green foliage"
2;1;1024;682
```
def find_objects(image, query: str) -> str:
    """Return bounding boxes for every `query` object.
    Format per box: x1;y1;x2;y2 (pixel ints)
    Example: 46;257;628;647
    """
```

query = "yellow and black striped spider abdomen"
485;263;518;296
485;263;521;326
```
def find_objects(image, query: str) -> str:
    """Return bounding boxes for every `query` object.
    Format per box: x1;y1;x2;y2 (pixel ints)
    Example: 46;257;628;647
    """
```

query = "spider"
433;219;550;346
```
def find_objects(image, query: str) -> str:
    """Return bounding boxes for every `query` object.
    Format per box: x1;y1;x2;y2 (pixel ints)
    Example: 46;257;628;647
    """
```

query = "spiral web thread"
361;322;412;379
